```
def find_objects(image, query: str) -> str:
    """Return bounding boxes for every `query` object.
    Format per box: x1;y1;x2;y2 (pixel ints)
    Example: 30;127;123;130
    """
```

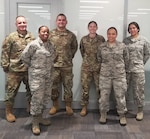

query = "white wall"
0;0;150;108
127;0;150;102
62;0;125;102
0;0;5;100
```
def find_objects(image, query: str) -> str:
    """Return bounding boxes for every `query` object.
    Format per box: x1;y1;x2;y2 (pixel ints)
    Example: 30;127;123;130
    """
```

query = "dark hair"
107;27;118;34
88;21;97;27
128;22;140;33
38;25;49;33
56;13;67;20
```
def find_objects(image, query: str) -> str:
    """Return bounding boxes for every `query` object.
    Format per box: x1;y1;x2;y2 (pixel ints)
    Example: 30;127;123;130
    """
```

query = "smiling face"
128;24;139;38
56;15;67;31
107;28;117;43
16;16;27;34
38;26;49;42
88;22;98;35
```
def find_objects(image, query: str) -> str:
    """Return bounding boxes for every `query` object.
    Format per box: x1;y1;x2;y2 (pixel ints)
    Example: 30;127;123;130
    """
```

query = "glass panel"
61;0;125;101
127;0;150;101
127;0;150;41
17;3;51;92
18;3;51;37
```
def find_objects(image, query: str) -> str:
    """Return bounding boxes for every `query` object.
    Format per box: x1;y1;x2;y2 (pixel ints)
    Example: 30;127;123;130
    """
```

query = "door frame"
4;0;64;108
5;0;63;35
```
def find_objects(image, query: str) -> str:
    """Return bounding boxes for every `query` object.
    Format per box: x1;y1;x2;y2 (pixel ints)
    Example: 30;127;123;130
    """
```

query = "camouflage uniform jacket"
1;31;35;72
80;34;105;71
123;35;150;73
97;41;129;78
49;29;78;67
21;37;55;73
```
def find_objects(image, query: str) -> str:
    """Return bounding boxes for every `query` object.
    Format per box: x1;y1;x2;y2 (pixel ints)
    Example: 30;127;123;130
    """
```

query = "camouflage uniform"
21;37;55;115
49;29;78;102
80;34;105;106
123;35;150;108
1;31;35;105
97;41;129;115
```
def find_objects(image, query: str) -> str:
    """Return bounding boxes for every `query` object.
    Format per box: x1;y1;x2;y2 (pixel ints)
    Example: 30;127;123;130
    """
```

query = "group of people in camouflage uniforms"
1;13;150;135
80;21;150;126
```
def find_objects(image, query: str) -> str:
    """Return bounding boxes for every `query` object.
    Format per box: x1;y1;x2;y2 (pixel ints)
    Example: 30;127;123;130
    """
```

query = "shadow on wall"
144;70;150;101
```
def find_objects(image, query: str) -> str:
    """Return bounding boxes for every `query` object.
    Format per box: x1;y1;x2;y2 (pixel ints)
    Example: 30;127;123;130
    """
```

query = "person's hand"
3;67;9;73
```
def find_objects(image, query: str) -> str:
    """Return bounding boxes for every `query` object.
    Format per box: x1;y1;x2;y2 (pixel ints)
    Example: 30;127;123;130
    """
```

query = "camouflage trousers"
29;71;53;115
51;67;73;102
5;72;31;105
126;72;145;108
99;76;127;115
80;69;100;106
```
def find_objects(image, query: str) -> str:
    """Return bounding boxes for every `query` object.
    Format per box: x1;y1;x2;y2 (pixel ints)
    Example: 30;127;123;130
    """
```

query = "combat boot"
80;106;87;116
99;112;107;124
32;115;40;135
136;107;143;121
5;102;16;122
119;114;127;126
49;99;59;115
38;114;51;126
66;102;74;116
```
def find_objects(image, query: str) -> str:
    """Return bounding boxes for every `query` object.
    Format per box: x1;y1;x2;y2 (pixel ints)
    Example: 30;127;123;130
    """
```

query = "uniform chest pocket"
113;51;123;60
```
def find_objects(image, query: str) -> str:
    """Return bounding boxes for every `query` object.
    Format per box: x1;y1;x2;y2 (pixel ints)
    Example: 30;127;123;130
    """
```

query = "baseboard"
0;100;150;110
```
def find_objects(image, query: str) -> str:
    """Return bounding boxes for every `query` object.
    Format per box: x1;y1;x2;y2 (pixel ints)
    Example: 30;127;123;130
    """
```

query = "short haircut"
16;15;25;20
56;13;67;20
38;25;49;33
107;27;118;34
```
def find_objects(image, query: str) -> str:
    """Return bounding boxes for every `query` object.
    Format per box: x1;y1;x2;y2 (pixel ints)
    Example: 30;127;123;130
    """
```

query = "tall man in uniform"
49;13;78;115
1;15;35;122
